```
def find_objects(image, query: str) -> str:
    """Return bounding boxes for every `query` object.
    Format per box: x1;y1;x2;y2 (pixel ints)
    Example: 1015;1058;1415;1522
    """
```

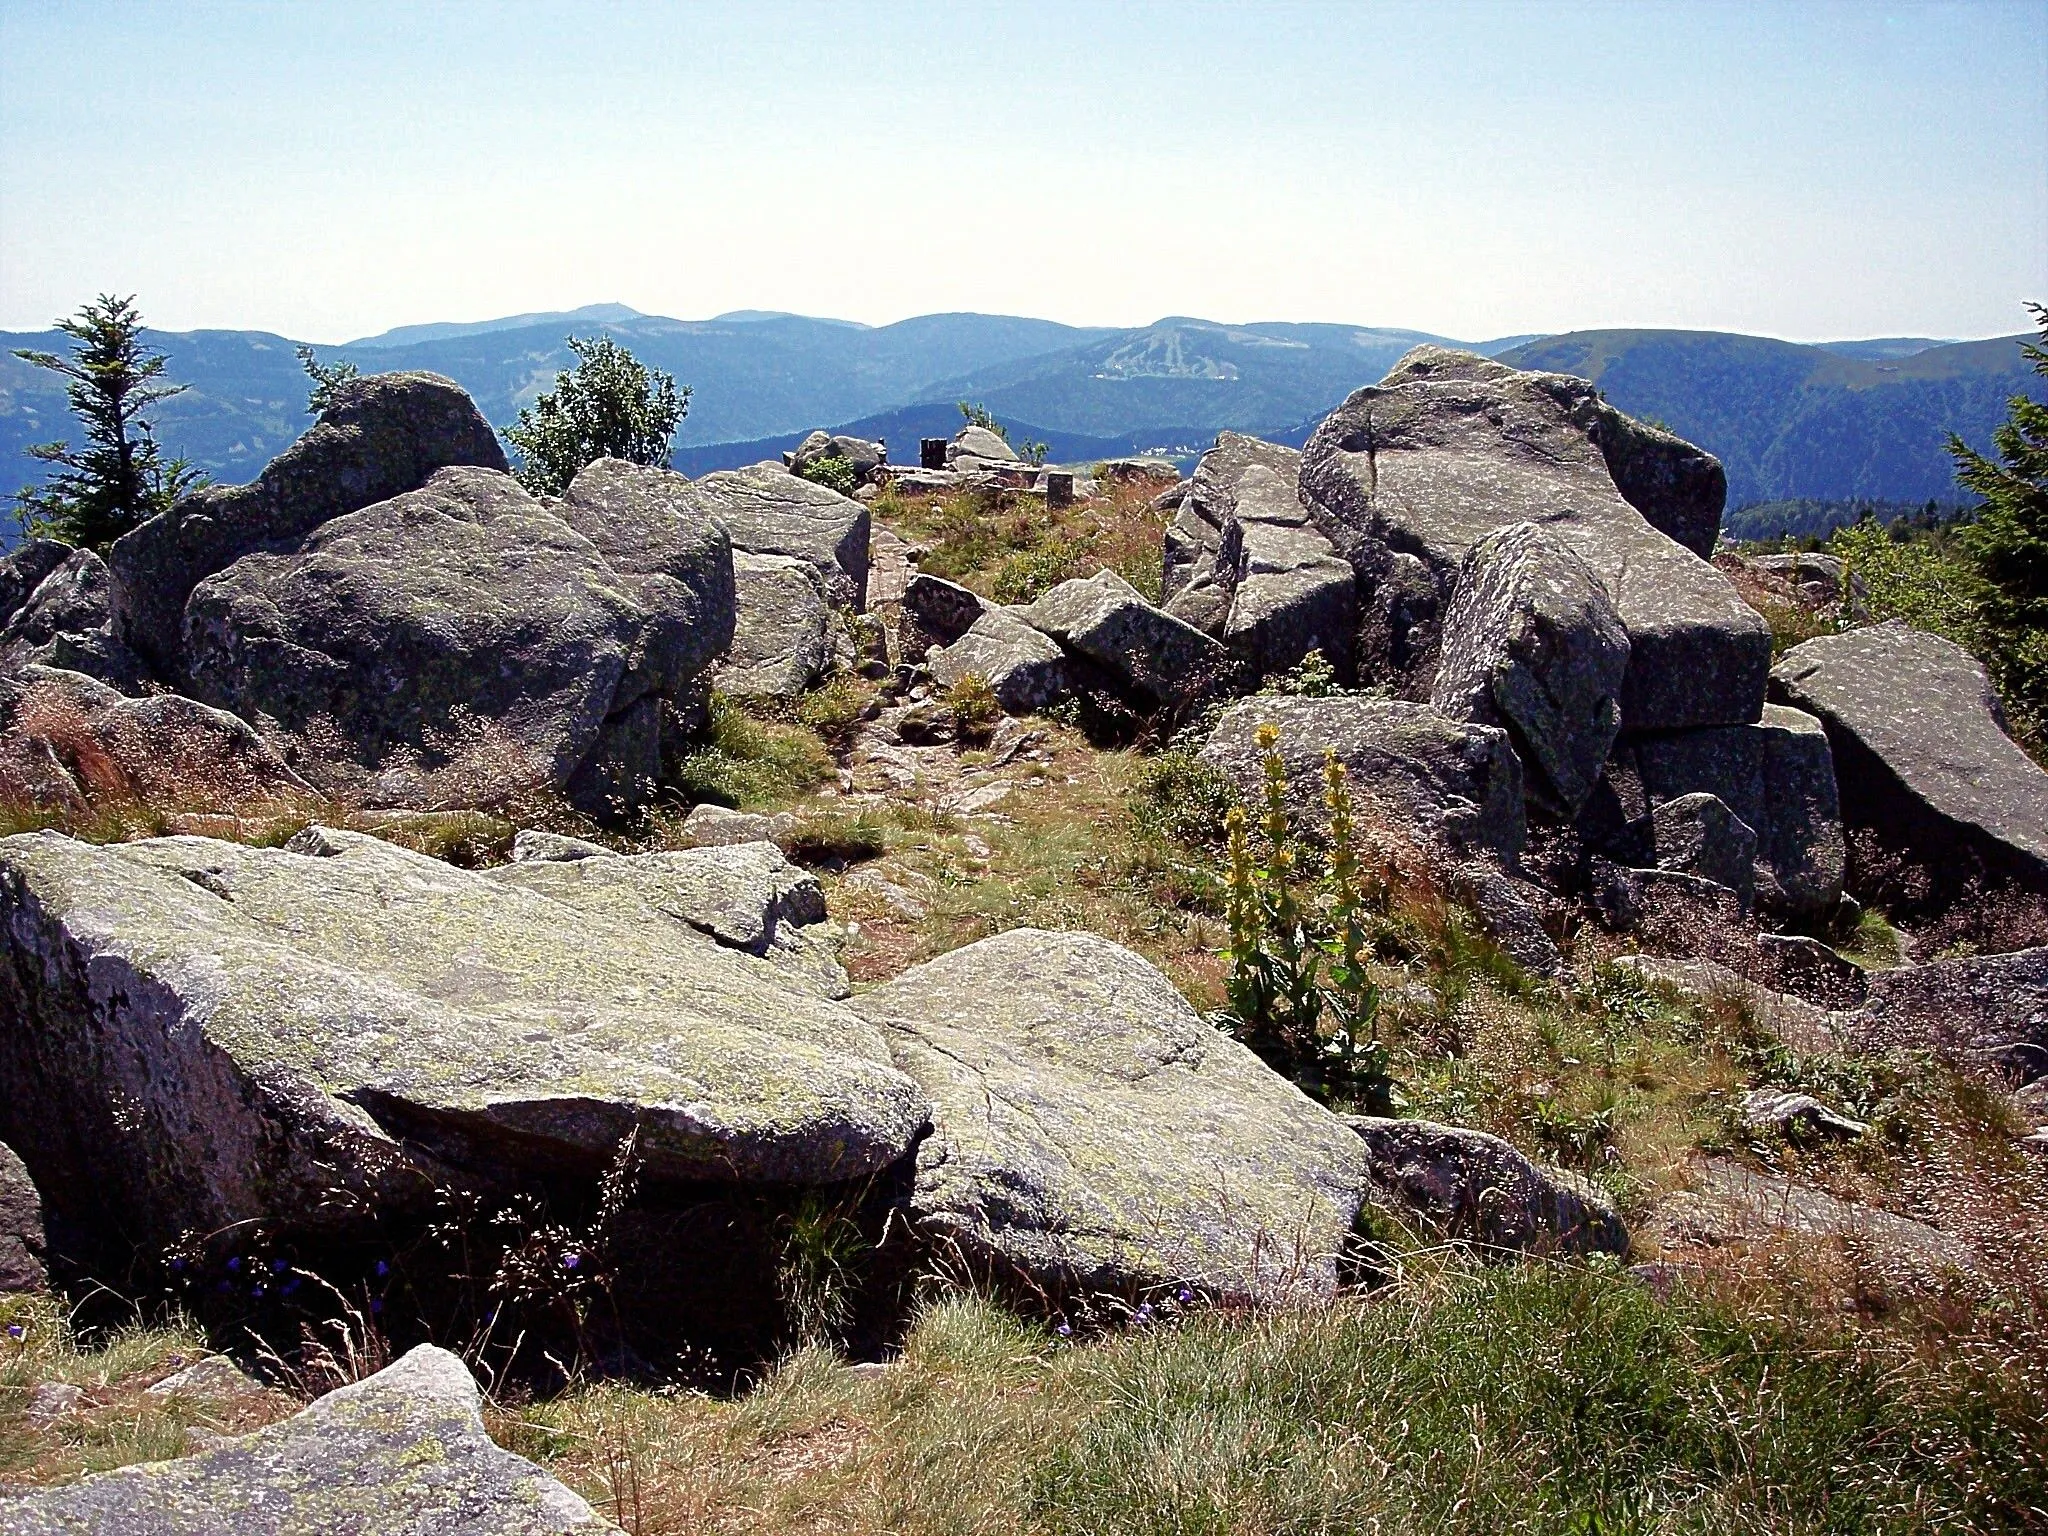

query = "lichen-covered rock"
0;549;148;692
509;828;615;863
1642;791;1758;900
108;372;508;680
719;552;833;699
486;839;848;999
946;424;1019;466
900;573;989;648
1430;521;1629;814
183;468;661;810
846;929;1373;1302
1592;704;1845;919
1846;945;2048;1086
0;829;922;1269
927;609;1070;715
0;665;313;817
686;462;870;610
1219;466;1355;682
789;431;882;481
0;542;74;631
0;1344;613;1533
1200;695;1526;865
1022;570;1228;710
0;1139;46;1291
677;803;797;849
1347;1116;1628;1258
1162;431;1301;615
1300;347;1766;729
1771;623;2048;898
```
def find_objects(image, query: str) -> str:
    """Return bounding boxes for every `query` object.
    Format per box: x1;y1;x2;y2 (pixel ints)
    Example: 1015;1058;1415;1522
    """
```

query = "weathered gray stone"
788;430;882;482
0;1139;46;1291
1737;1089;1867;1141
1300;347;1767;729
677;803;797;849
927;609;1070;715
1771;624;2048;896
108;372;507;680
183;467;659;810
1220;466;1356;682
0;828;921;1268
486;840;848;999
1022;570;1229;710
509;829;615;863
1643;792;1758;900
1752;552;1856;603
1848;946;2048;1086
0;549;148;692
1445;860;1565;978
720;552;833;699
0;542;74;631
686;462;871;610
1588;857;1748;932
1201;695;1527;865
1597;704;1845;918
1347;1116;1628;1258
901;573;989;648
0;1344;613;1533
1162;432;1301;607
1608;953;1842;1056
1656;1161;1975;1277
946;424;1019;465
0;666;313;816
1430;521;1629;813
847;929;1374;1302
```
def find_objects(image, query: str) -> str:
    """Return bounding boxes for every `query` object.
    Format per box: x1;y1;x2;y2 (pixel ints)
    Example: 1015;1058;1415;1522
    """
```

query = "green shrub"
990;539;1083;604
794;453;860;498
795;673;877;751
943;672;1002;743
674;694;833;809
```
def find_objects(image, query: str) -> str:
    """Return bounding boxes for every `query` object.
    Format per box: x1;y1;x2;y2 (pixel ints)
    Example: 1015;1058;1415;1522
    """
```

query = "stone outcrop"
946;424;1019;467
0;665;313;817
0;1139;46;1291
1022;570;1228;711
1846;945;2048;1086
1609;953;1841;1055
1201;695;1527;865
182;466;729;815
1429;521;1629;814
0;1344;613;1533
1588;704;1845;919
0;828;923;1270
0;548;147;692
720;552;833;699
107;372;508;680
847;929;1374;1302
1348;1116;1628;1258
1162;432;1301;619
900;573;989;648
927;608;1070;714
788;430;883;481
1299;348;1767;729
1641;791;1758;901
1217;466;1355;681
0;541;74;630
1771;624;2048;897
685;462;871;610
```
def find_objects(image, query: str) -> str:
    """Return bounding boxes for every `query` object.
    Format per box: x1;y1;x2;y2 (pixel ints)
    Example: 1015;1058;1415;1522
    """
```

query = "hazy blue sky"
1;1;2042;343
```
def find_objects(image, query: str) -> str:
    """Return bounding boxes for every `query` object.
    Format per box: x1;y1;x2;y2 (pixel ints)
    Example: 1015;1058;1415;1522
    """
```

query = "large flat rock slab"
0;828;924;1264
847;929;1374;1302
0;1344;612;1534
1771;623;2048;896
1299;348;1767;730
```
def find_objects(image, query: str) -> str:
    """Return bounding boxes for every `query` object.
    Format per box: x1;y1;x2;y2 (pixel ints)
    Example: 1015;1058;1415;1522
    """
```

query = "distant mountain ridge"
1;307;2033;534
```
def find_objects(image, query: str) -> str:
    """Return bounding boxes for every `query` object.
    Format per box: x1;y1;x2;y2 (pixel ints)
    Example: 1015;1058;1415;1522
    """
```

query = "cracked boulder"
1021;570;1230;711
0;1139;46;1291
0;828;923;1274
1430;520;1629;814
685;462;870;609
847;928;1375;1303
1300;347;1767;729
1201;694;1526;865
718;552;833;699
183;466;731;815
1218;465;1356;682
108;372;508;681
1842;945;2048;1086
1772;623;2048;901
0;1344;612;1534
0;547;148;692
927;608;1070;714
1162;432;1302;621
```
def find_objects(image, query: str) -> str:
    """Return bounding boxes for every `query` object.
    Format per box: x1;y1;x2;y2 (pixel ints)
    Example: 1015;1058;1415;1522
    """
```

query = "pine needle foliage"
11;295;207;549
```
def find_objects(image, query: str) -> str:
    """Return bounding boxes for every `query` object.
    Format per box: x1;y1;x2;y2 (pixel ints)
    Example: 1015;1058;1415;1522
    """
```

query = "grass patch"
675;693;835;810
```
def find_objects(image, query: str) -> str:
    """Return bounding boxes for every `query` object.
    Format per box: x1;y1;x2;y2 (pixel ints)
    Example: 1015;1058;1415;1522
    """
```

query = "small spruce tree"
295;344;359;415
1950;303;2048;632
12;294;207;549
504;334;689;496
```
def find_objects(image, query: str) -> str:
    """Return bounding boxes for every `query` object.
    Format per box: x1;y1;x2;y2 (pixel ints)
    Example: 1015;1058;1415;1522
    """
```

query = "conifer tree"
12;294;206;550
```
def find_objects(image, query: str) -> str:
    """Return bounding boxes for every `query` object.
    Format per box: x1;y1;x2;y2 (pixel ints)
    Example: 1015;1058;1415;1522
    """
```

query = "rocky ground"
0;354;2044;1532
